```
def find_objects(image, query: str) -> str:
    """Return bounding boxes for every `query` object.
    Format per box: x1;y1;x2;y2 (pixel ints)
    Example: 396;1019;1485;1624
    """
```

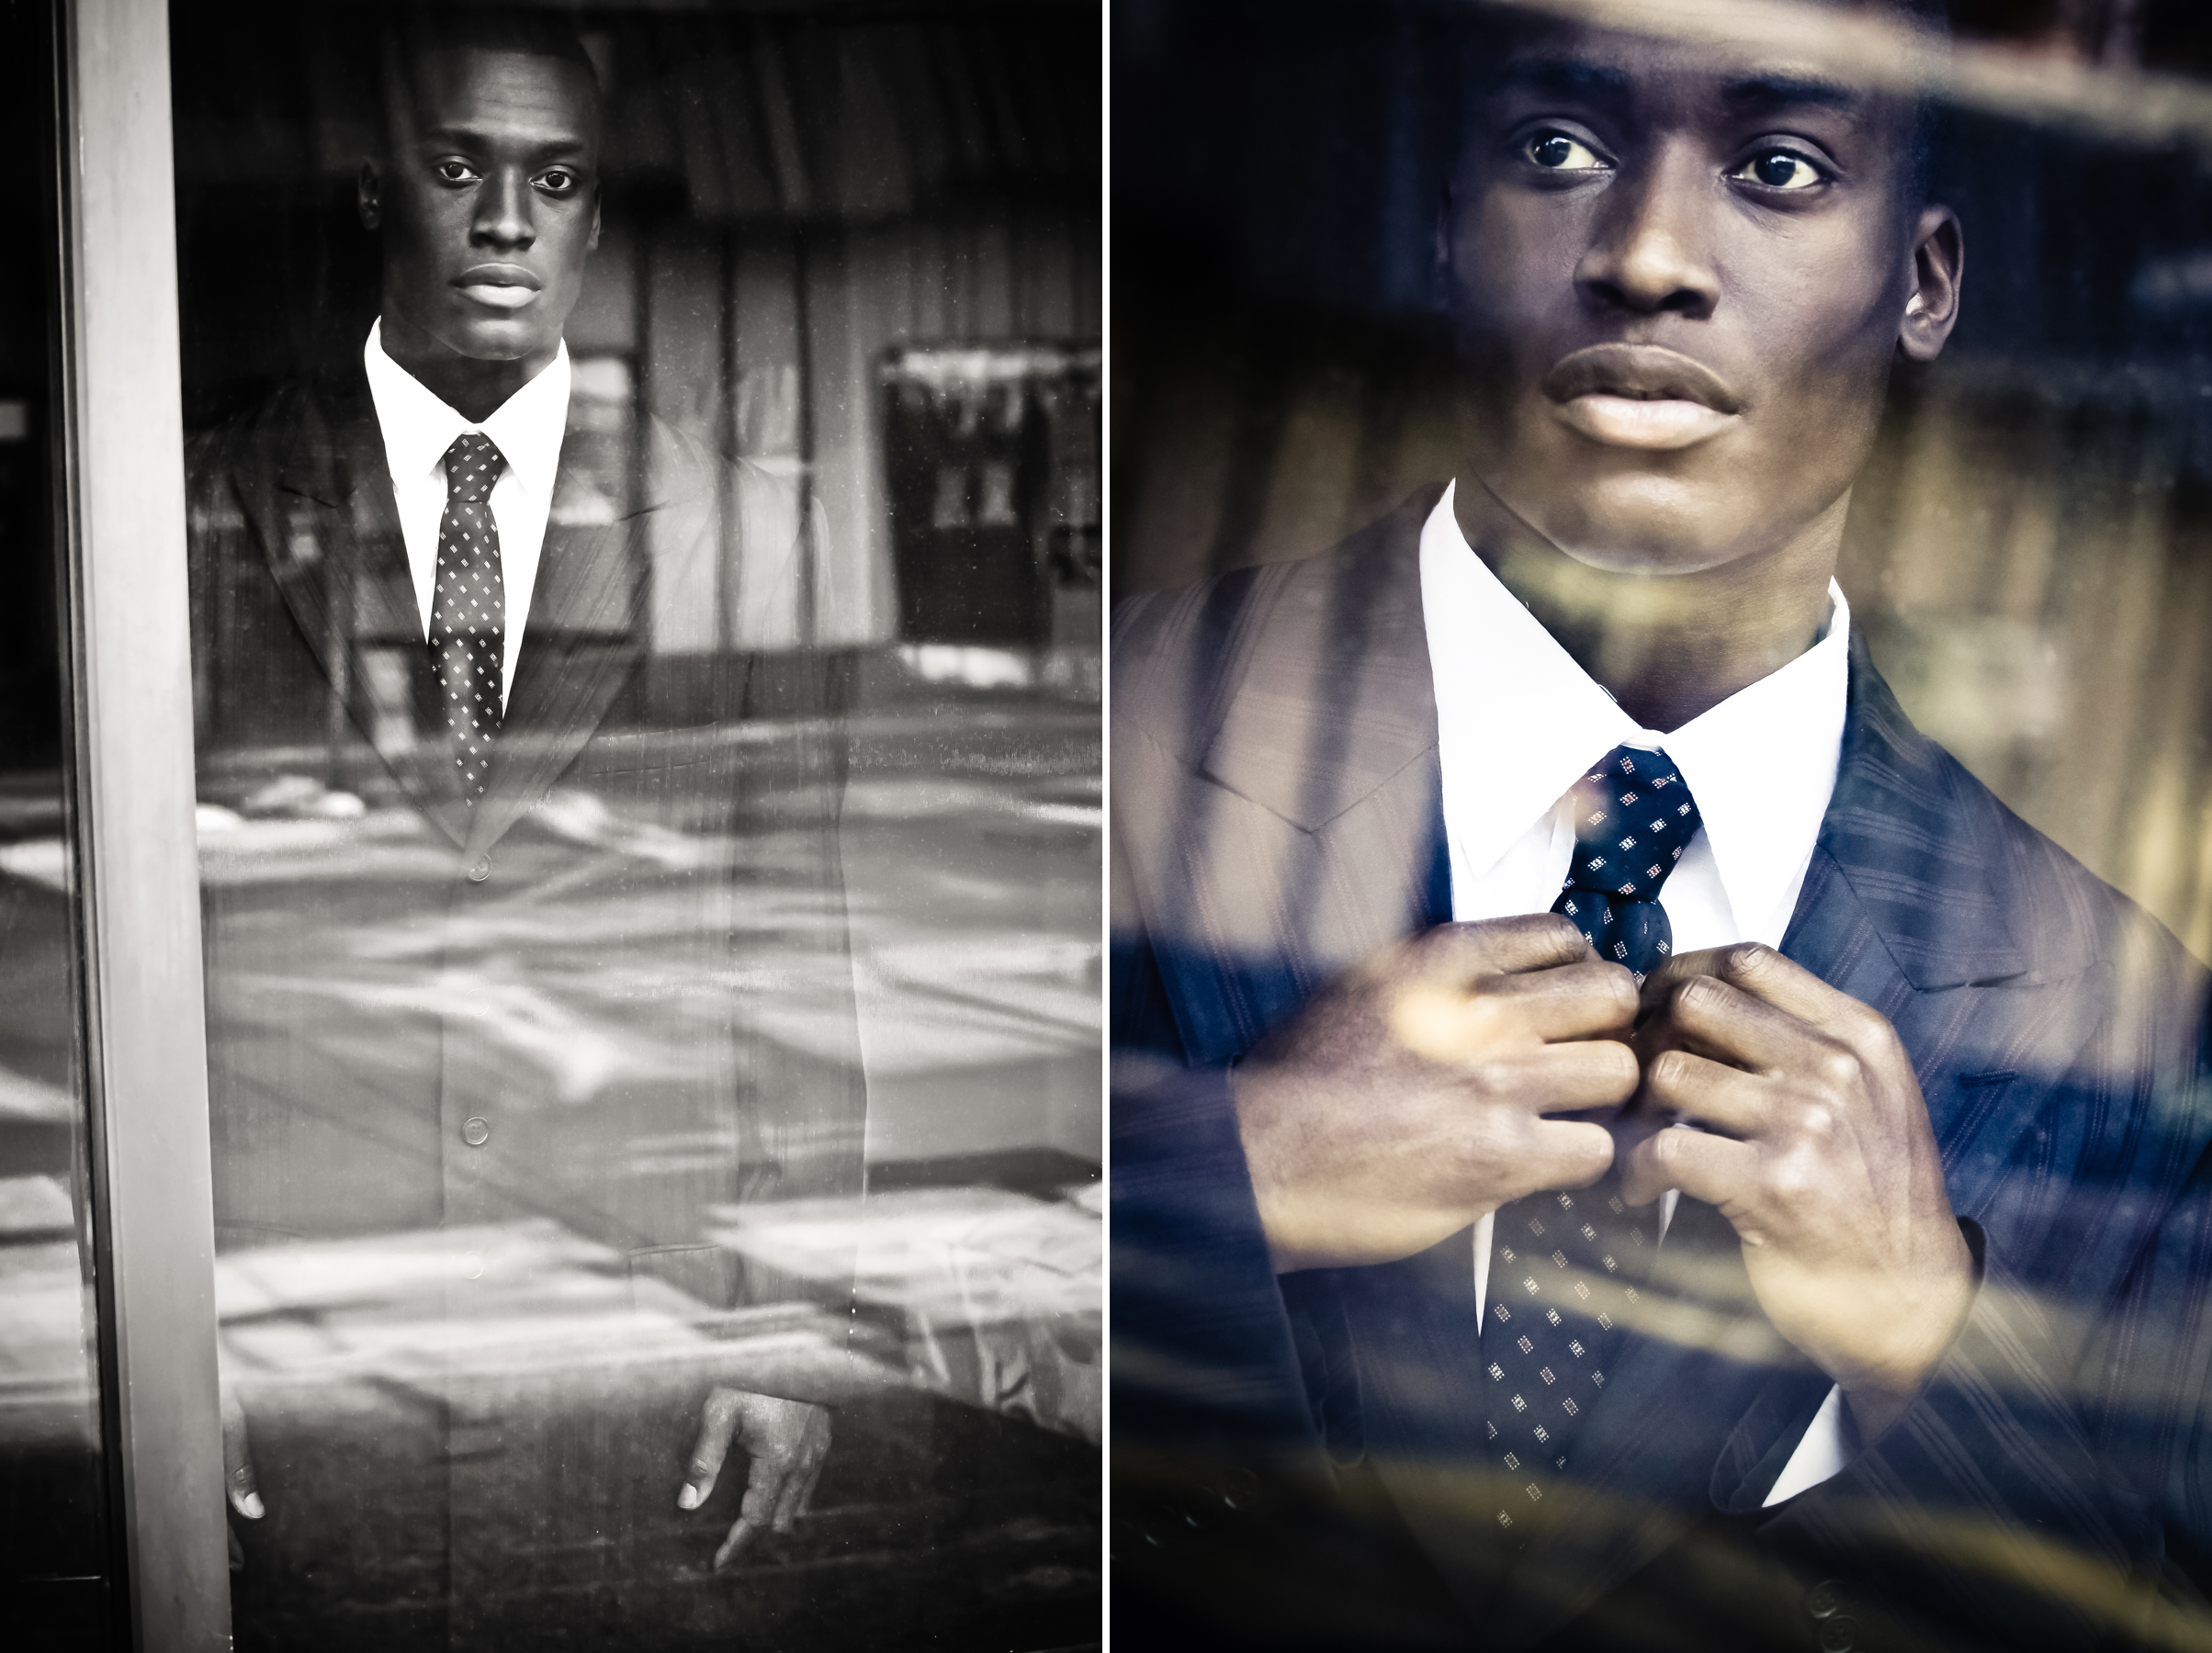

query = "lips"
1541;344;1744;451
453;264;543;311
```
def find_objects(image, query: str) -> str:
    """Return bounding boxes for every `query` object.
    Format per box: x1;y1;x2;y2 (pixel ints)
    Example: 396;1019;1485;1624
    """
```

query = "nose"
471;167;536;253
1574;142;1718;320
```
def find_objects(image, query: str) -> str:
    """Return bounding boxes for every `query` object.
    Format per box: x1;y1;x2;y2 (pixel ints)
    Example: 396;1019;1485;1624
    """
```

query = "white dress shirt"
1418;481;1853;1506
362;318;571;712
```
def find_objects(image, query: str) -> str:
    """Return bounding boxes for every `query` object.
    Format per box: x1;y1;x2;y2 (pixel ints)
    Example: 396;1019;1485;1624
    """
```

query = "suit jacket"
187;365;871;1642
1111;490;2212;1652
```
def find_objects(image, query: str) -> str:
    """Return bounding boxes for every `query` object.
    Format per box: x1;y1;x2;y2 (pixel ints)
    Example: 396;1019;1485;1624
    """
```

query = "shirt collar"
1419;480;1851;936
362;317;571;504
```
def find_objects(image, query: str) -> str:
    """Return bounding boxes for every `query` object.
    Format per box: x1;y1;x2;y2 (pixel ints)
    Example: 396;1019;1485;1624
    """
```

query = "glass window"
0;5;116;1646
171;4;1099;1645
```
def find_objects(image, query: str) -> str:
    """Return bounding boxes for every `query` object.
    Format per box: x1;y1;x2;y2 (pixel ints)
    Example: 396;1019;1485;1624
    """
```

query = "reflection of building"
172;6;1103;722
881;343;1101;654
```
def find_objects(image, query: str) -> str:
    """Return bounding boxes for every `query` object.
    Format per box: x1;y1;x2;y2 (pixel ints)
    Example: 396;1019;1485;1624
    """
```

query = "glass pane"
1115;0;2212;1647
0;3;116;1646
171;4;1099;1647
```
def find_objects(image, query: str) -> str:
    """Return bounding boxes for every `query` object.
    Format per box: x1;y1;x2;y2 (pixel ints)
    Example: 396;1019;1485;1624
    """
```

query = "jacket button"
1817;1616;1858;1653
467;857;491;883
461;1117;491;1147
1803;1580;1845;1619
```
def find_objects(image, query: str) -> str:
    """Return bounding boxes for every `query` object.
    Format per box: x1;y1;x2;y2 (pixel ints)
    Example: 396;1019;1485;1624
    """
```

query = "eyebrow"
417;125;593;158
1491;58;1869;122
1493;58;1632;106
1719;73;1868;118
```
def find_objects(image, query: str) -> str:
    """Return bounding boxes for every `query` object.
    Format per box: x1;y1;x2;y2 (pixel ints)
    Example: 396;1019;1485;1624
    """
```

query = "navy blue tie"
1481;745;1702;1544
1552;746;1703;985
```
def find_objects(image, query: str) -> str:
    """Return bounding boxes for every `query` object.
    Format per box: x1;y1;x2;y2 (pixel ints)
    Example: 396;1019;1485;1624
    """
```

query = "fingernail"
240;1492;265;1519
677;1484;701;1511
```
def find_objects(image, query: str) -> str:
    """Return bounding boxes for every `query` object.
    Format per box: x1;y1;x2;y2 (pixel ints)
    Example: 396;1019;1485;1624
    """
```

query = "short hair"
372;5;603;155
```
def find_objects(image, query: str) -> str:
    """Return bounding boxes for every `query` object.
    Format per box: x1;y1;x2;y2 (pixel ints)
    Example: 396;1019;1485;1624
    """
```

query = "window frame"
54;0;229;1644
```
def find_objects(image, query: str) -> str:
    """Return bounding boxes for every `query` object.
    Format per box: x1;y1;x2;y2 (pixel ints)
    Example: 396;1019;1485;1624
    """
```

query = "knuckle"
1799;1102;1837;1141
1767;1150;1820;1202
1727;942;1777;978
1815;1047;1860;1089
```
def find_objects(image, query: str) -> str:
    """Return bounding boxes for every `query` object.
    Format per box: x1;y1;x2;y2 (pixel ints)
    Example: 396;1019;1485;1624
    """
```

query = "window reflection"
0;5;110;1646
174;3;1099;1645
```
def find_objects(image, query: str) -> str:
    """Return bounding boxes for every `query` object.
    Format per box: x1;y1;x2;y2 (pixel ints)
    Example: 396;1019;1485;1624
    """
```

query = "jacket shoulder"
1928;735;2207;1005
1112;487;1443;767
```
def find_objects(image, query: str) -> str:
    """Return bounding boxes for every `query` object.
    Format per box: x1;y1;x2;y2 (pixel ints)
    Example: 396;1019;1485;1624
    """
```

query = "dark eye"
1733;150;1823;191
434;160;479;186
537;169;577;195
1524;131;1605;173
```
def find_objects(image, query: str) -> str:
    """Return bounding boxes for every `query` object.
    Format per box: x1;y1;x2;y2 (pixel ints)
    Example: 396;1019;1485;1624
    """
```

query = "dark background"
1114;0;2212;959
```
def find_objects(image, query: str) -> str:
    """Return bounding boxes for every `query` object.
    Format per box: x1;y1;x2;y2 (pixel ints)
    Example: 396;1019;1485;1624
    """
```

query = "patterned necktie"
1482;745;1703;1542
430;432;506;806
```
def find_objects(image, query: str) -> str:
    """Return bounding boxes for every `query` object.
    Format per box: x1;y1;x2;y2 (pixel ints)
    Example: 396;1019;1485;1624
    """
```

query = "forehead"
1481;18;1909;139
389;45;601;149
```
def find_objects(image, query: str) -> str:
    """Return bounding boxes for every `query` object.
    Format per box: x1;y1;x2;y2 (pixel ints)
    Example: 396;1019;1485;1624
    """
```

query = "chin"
1507;476;1766;578
439;317;552;365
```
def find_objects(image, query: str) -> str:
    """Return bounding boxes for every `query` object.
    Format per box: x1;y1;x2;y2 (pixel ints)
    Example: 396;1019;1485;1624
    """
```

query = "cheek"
1453;195;1584;335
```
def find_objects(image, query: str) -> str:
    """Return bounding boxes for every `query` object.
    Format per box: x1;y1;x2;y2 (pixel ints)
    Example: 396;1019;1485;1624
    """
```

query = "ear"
1897;205;1962;363
357;161;383;232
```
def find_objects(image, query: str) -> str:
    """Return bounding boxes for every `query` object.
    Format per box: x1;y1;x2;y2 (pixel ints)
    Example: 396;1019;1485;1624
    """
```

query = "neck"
378;307;554;423
1454;479;1841;733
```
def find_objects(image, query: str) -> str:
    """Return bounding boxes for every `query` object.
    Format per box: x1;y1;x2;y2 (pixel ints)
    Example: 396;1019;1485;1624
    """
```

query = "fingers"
1482;961;1639;1041
1661;973;1834;1075
773;1408;831;1533
715;1439;791;1571
1642;1048;1782;1139
1650;943;1855;1034
1389;972;1638;1068
1520;1119;1616;1193
1620;1116;1759;1209
221;1379;263;1521
1411;914;1592;981
679;1387;742;1512
1508;1040;1642;1115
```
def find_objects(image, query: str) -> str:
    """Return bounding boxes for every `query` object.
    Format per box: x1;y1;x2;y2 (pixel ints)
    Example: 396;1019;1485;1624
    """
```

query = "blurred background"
1115;0;2212;962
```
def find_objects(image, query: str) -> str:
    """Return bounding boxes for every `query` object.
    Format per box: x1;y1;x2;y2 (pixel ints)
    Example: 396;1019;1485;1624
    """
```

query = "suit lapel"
1168;514;2115;1646
1474;637;2108;1647
243;373;680;861
460;460;648;860
1137;490;1452;1062
254;376;470;844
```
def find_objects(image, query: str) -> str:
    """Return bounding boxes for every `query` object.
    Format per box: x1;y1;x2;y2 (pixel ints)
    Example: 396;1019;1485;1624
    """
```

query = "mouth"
1540;344;1744;451
452;264;543;312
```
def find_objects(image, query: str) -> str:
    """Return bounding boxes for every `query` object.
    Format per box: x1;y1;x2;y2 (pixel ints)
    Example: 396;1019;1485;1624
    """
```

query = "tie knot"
1561;745;1701;905
444;433;505;505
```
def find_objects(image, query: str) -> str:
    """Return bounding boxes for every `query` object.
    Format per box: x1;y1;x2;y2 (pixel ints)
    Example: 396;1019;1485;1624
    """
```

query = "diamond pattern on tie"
1482;1186;1652;1541
429;432;506;805
1551;745;1703;987
1482;745;1700;1544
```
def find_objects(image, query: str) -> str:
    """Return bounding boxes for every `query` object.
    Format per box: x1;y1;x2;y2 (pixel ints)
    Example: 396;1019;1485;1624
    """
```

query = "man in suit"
189;11;870;1639
1113;6;2212;1649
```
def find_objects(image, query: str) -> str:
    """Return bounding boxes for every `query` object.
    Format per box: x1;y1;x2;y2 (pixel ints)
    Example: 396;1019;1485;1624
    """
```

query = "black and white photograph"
3;0;1097;1647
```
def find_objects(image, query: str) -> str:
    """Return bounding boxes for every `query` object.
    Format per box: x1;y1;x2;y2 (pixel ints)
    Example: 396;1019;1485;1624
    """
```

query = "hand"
221;1372;264;1571
1232;913;1641;1273
1621;944;1975;1437
677;1389;831;1570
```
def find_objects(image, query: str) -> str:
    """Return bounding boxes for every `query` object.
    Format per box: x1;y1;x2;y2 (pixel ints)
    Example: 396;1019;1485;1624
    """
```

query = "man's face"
362;45;602;367
1443;20;1957;574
